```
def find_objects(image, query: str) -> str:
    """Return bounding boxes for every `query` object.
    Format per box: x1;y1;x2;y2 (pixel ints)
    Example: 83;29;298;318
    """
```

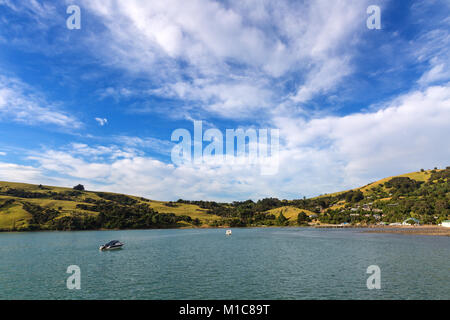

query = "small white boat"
226;229;232;236
99;240;124;251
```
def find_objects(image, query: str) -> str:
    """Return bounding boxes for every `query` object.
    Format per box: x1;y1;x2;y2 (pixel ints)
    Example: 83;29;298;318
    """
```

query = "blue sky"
0;0;449;201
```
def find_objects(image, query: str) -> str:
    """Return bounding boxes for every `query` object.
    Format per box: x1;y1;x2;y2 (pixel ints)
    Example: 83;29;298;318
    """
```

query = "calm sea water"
0;228;448;299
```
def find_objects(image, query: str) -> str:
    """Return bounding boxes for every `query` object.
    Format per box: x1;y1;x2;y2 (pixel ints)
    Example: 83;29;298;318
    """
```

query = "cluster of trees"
18;198;194;231
0;188;82;201
48;213;98;231
22;202;60;226
208;210;313;228
297;211;311;225
95;192;138;205
384;177;423;194
342;190;364;203
164;202;179;207
178;198;322;226
0;198;15;209
177;198;292;216
74;200;193;230
208;213;278;227
429;167;450;181
0;188;52;199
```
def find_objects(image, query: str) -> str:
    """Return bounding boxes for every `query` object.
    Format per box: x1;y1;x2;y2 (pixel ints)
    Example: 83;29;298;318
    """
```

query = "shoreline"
362;225;450;236
313;224;450;236
1;224;449;236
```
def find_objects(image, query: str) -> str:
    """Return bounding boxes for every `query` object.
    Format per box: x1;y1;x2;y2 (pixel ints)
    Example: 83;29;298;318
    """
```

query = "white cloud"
291;57;352;103
114;136;174;155
412;10;450;86
0;75;81;128
275;84;450;187
68;143;136;160
418;50;450;86
77;0;371;116
24;150;287;201
0;84;447;201
0;162;45;184
151;79;274;118
95;117;108;126
0;0;59;28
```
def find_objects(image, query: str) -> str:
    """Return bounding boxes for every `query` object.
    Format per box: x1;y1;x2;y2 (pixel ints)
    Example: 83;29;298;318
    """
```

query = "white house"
441;220;450;228
402;218;420;225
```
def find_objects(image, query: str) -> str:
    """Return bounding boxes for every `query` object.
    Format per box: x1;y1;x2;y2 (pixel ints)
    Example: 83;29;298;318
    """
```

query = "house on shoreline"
402;218;420;225
441;220;450;228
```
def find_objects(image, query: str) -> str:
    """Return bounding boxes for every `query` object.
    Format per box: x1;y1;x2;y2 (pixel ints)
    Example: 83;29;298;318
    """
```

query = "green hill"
0;167;449;231
0;181;220;231
264;206;317;221
314;169;436;199
310;168;449;225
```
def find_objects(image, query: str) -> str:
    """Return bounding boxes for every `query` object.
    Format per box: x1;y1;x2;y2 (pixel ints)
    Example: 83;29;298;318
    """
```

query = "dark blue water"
0;228;449;299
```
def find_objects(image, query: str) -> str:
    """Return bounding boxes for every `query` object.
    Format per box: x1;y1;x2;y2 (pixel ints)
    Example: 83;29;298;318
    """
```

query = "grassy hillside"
265;206;316;221
311;168;449;225
0;167;449;231
0;198;31;230
315;170;436;199
0;181;220;231
359;170;433;193
146;201;219;224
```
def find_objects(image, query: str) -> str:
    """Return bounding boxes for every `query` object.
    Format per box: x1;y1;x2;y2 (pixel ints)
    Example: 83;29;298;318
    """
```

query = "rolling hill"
0;167;448;231
312;169;435;199
0;181;220;231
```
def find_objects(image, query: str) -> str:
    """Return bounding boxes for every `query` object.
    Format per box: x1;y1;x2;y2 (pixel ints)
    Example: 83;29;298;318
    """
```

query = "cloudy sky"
0;0;449;201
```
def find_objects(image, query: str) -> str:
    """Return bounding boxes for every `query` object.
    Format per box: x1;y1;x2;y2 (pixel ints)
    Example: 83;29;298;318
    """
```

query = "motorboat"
226;229;232;236
99;240;124;250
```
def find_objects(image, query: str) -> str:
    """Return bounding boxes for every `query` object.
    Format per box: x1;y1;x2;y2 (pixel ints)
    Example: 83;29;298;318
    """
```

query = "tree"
276;211;288;226
73;184;85;191
352;191;364;202
297;211;310;225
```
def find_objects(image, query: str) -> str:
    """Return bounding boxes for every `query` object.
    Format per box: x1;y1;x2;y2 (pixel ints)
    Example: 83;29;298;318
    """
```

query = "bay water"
0;228;448;299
